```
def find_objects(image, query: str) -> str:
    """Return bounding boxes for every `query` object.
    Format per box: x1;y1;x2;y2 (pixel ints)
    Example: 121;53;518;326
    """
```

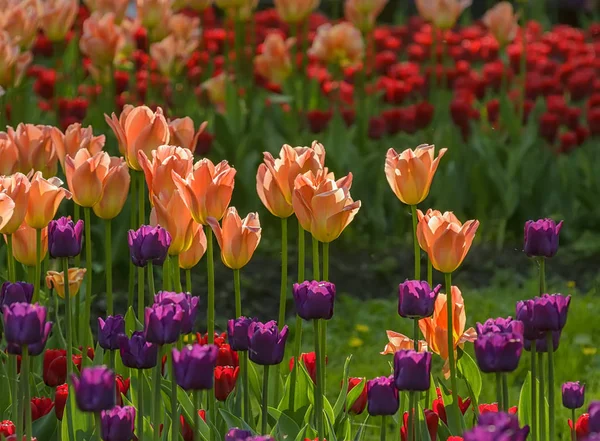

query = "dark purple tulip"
71;366;116;412
531;294;571;332
154;291;199;334
3;302;49;346
367;376;399;416
524;331;561;353
0;282;34;307
588;401;600;433
101;405;136;441
172;344;218;391
398;280;440;319
515;299;543;341
227;316;257;351
98;315;125;350
6;321;52;356
476;317;524;337
393;350;431;391
292;280;336;320
128;225;171;267
523;218;563;258
562;382;585;409
224;428;253;441
48;217;84;258
474;333;523;373
464;412;529;441
248;320;289;365
144;303;184;344
118;331;158;369
581;435;600;441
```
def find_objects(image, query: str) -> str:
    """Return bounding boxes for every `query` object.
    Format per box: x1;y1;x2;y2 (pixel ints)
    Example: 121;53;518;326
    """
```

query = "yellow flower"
45;268;86;298
349;337;364;348
582;347;597;356
355;324;369;333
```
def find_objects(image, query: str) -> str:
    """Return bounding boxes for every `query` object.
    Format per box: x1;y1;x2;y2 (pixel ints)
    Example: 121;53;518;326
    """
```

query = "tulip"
65;150;111;207
207;207;261;270
531;293;571;332
292;280;336;320
45;268;86;299
476;317;524;337
0;33;32;89
48;217;84;258
38;0;78;41
274;0;319;23
0;421;15;438
150;35;198;77
2;302;50;347
43;349;68;387
227;317;257;351
1;1;39;50
398;280;441;319
83;0;130;22
100;406;136;441
523;219;563;258
179;223;207;270
172;344;218;390
93;157;131;220
137;0;173;32
0;194;15;234
401;410;439;441
0;173;30;235
215;365;239;401
254;34;295;85
104;105;170;171
474;332;523;373
118;331;159;369
483;2;519;47
225;429;253;441
0;135;19;175
393;350;432;391
289;352;324;383
344;0;389;33
415;0;472;30
563;382;585;410
367;376;399;416
380;330;428;355
25;172;71;230
128;225;171;267
247;320;288;365
98;315;125;351
464;412;529;441
151;191;196;255
80;12;126;70
50;124;105;173
54;384;68;420
432;387;472;423
479;403;518;414
10;222;48;267
30;397;54;422
215;343;239;368
168;119;207;153
138;145;194;203
201;73;228;111
145;303;185;344
347;377;368;414
154;291;199;335
309;23;365;68
7;124;58;178
524;331;561;353
589;402;600;433
71;366;116;412
0;282;34;308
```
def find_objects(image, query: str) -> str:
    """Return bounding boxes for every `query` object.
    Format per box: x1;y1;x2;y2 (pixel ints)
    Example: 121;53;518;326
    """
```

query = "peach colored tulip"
0;173;30;235
0;134;19;175
168;119;207;153
201;73;228;112
256;163;294;219
207;207;261;270
0;32;32;89
9;221;47;266
38;0;78;42
83;0;130;23
384;144;447;206
51;123;106;172
415;0;472;30
309;23;364;68
25;172;72;230
6;124;58;177
0;0;39;50
93;157;130;220
418;286;476;378
150;35;198;76
380;330;428;355
274;0;319;23
172;159;236;225
254;34;295;85
417;209;479;274
138;145;194;202
105;105;170;171
45;268;87;298
292;171;361;243
344;0;388;33
168;13;201;44
179;222;207;269
65;150;111;207
482;2;519;46
137;0;173;32
80;13;126;69
151;190;195;255
0;193;15;233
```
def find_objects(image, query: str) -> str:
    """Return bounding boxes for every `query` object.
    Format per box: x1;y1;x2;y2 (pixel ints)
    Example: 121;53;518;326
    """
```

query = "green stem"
138;368;145;441
33;228;41;303
171;349;179;441
163;256;171;291
427;259;432;287
262;364;270;434
241;352;250;422
63;257;75;441
532;344;538;441
278;217;288;326
15;363;23;441
153;348;162;441
128;175;137;309
413;319;419;351
502;374;509;411
105;220;113;315
314;320;324;441
298;222;305;281
138;265;145;327
407;392;414;441
185;269;192;294
234;269;241;318
539;352;546;441
6;233;15;281
410;206;421;280
74;202;81;267
138;171;145;225
95;412;102;441
381;416;386;441
547;332;555;441
109;350;116;371
83;207;93;368
444;272;459;413
148;263;155;299
171;255;183;292
312;236;320;281
9;356;18;434
194;391;201;441
539;258;546;295
322;241;329;282
23;348;32;441
496;373;503;410
207;228;215;343
289;315;303;411
571;409;576;441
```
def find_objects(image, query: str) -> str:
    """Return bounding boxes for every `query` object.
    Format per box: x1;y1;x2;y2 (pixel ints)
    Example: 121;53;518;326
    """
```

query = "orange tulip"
79;12;126;69
168;119;207;153
45;268;87;298
309;22;364;68
50;123;106;172
207;207;261;270
9;221;48;266
179;222;207;269
274;0;319;23
150;35;198;76
1;0;39;50
0;32;32;89
292;171;361;243
83;0;130;23
105;105;170;171
344;0;388;33
168;13;201;44
418;286;476;378
138;145;194;203
256;163;294;219
65;150;111;207
38;0;79;42
25;172;72;230
482;2;519;46
417;209;479;273
0;193;15;233
384;145;447;206
6;124;58;177
93;156;130;220
0;133;19;175
380;330;428;355
172;159;236;225
254;34;295;85
151;190;196;255
0;173;30;235
415;0;471;30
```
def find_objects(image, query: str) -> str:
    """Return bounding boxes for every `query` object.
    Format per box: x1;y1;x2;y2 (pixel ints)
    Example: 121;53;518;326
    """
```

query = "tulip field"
1;0;600;441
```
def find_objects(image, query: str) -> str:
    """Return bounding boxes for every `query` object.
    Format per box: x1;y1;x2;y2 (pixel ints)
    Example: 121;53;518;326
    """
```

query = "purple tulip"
154;291;199;334
144;303;184;344
562;382;585;409
48;217;84;258
71;366;116;412
588;401;600;433
581;435;600;441
367;376;399;416
464;412;529;441
474;333;523;373
476;317;524;337
531;294;571;332
515;299;544;341
2;302;50;346
128;225;171;267
0;282;34;307
227;316;257;351
6;320;52;356
524;331;561;353
247;320;289;365
292;280;336;320
224;428;253;441
172;344;218;391
393;350;431;391
98;315;125;350
246;437;274;441
118;331;158;369
101;406;136;441
523;218;563;258
398;280;440;319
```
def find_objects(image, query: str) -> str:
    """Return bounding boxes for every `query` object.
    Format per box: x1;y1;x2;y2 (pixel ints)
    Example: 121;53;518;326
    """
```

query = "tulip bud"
71;366;116;412
247;320;288;365
309;23;364;68
227;316;257;352
523;219;563;258
292;280;336;321
43;349;67;387
154;291;199;335
474;332;523;373
562;382;585;410
118;332;158;369
151;191;195;256
145;303;184;344
254;34;294;85
367;376;399;416
398;280;440;319
54;384;69;420
393;350;432;391
10;222;48;267
2;302;50;347
0;173;31;235
0;282;34;308
347;377;368;415
48;217;84;258
215;365;239;401
98;315;125;350
100;406;136;441
128;225;171;267
25;172;71;230
589;402;600;433
531;294;571;332
178;223;207;270
93;157;130;220
172;344;218;391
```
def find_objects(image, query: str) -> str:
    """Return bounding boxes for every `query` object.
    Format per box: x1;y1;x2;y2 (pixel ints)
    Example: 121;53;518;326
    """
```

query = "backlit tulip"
154;291;199;335
482;2;519;46
417;209;479;273
254;34;294;85
83;0;130;23
293;280;336;320
50;124;106;172
25;172;71;230
38;0;78;42
138;145;194;202
168;119;207;154
0;32;32;89
172;158;236;225
418;286;477;377
71;366;116;412
416;0;472;30
145;303;184;345
0;194;15;235
201;73;228;111
80;13;126;70
151;190;196;255
309;23;364;68
2;302;50;346
207;207;261;270
380;330;427;355
65;150;111;207
0;135;19;175
367;376;399;416
105;105;170;171
274;0;319;23
0;0;39;50
393;350;432;391
178;223;207;269
9;222;48;266
128;225;171;267
523;219;563;258
344;0;389;33
398;280;441;319
0;173;30;235
474;332;523;373
45;268;87;299
48;217;83;258
247;320;288;365
150;35;197;76
93;157;130;220
7;124;58;178
563;382;585;410
215;365;239;401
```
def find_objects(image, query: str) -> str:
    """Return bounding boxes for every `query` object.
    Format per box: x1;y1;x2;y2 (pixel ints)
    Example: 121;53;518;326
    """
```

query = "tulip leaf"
345;378;366;415
277;357;311;420
124;306;137;336
294;424;310;441
518;372;531;429
323;396;336;437
219;408;254;432
0;358;11;417
352;415;370;441
93;343;104;367
420;375;438;410
438;384;464;435
333;355;353;419
457;349;482;404
32;408;57;440
324;409;337;441
270;407;301;441
123;391;155;441
335;414;351;441
437;419;453;441
248;362;263;405
61;392;94;441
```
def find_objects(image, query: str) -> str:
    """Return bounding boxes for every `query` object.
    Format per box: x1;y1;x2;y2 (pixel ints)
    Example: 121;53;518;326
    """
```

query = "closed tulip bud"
54;384;68;420
515;299;542;341
100;406;136;441
137;0;173;31
347;377;368;414
0;421;15;438
71;366;116;412
215;344;238;367
150;35;198;77
80;13;126;69
398;280;440;319
292;280;336;320
98;315;125;350
474;332;523;373
139;145;194;203
65;150;111;207
0;135;20;175
154;291;199;335
45;268;86;299
38;0;78;42
7;124;58;178
178;223;207;270
48;217;84;258
531;294;571;332
416;0;472;30
476;317;524;337
145;303;185;344
128;225;171;267
464;412;529;441
225;429;253;441
274;0;319;23
43;349;67;387
215;365;239;401
118;331;158;369
385;145;447;206
0;33;32;90
1;1;39;50
589;402;600;433
0;282;33;308
523;219;563;258
344;0;389;33
25;172;71;230
10;222;48;267
172;344;218;390
151;191;196;256
367;376;399;416
562;382;585;410
167;119;207;154
247;320;288;365
51;124;106;173
2;302;50;346
227;316;257;351
93;157;130;220
309;23;364;68
6;318;52;356
256;163;294;219
254;34;295;85
0;173;30;235
483;2;519;47
201;73;228;111
393;350;432;391
289;352;325;384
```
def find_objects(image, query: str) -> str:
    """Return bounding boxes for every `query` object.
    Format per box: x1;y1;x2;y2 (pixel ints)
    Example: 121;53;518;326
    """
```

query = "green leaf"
439;385;464;435
294;424;310;441
437;419;453;441
345;378;366;415
335;415;351;441
248;362;263;406
333;355;352;419
518;372;531;428
61;392;93;441
353;415;370;441
324;409;337;441
458;350;482;407
0;356;12;416
277;355;311;419
270;407;301;441
32;408;57;440
93;343;104;367
124;306;136;336
323;397;336;437
219;408;254;432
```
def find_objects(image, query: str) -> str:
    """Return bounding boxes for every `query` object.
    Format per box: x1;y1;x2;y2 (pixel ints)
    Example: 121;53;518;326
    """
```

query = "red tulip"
215;366;239;401
306;109;333;133
368;116;387;140
401;409;438;441
179;411;207;441
289;352;328;384
478;403;517;414
559;132;578;154
43;349;68;387
587;107;600;136
347;377;368;415
216;344;239;368
54;384;68;421
30;397;54;422
569;413;589;441
0;421;15;438
115;375;130;406
430;388;471;423
539;113;559;144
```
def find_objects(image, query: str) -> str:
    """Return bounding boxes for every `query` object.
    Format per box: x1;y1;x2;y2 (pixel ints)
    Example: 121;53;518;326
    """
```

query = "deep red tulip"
569;413;590;440
114;71;130;95
341;108;356;127
33;68;57;100
539;113;560;143
54;384;68;421
567;69;595;101
415;102;434;129
381;108;403;135
430;388;471;424
197;332;227;346
216;344;239;368
306;110;333;133
288;352;328;384
33;33;54;58
0;421;15;438
566;107;582;130
588;107;600;136
368;116;387;140
43;349;67;387
401;409;438;441
214;366;239;401
559;132;578;154
478;403;518;414
347;377;368;415
575;125;590;145
115;375;130;406
30;397;54;422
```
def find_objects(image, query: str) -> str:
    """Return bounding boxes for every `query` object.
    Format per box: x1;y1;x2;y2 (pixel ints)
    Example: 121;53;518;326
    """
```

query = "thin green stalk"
128;175;137;309
427;259;432;287
496;373;503;410
502;374;509;412
95;412;102;441
407;392;414;441
164;257;171;291
33;228;42;302
63;257;75;441
410;206;420;280
262;365;270;434
138;265;145;326
539;352;546;441
6;233;15;281
148;263;155;299
207;368;215;441
83;207;93;368
381;416;386;441
138;369;145;441
290;223;305;411
207;228;215;343
171;256;183;292
23;348;32;441
321;241;328;395
444;273;459;412
312;236;320;281
185;269;192;294
571;409;576;441
194;391;201;441
138;171;145;225
234;269;241;318
241;352;250;422
532;345;538;441
153;349;162;441
412;319;419;351
298;222;305;281
15;366;23;441
322;241;329;282
314;319;325;441
109;350;116;371
278;217;288;326
547;333;555;441
539;258;546;295
105;220;113;315
171;349;179;441
9;356;17;433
